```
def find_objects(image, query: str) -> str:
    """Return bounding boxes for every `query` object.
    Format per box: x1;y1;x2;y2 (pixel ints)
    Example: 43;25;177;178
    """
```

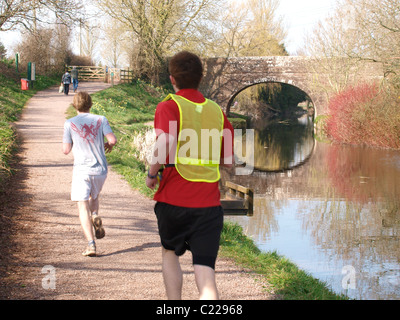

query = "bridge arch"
225;77;317;117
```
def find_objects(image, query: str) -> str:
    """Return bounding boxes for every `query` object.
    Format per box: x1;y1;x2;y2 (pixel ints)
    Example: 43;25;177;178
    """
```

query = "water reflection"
235;115;315;172
224;123;400;300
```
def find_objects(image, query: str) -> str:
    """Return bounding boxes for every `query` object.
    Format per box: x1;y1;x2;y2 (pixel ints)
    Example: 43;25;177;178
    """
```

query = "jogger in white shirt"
63;91;117;256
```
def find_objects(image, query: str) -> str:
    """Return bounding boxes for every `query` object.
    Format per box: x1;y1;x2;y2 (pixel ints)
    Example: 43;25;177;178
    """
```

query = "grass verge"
82;81;347;300
0;60;59;187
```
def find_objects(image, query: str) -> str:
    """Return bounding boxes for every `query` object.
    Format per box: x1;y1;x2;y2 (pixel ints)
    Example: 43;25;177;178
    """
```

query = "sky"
0;0;338;58
276;0;338;54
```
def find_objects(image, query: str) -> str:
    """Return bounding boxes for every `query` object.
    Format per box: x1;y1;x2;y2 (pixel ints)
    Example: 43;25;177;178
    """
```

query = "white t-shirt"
63;113;113;176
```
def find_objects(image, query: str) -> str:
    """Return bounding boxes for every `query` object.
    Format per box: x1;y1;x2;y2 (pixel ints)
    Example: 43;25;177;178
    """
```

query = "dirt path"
0;82;272;300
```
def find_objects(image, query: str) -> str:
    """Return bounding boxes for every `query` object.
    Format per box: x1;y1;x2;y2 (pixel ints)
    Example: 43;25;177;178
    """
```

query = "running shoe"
92;215;105;239
82;243;96;257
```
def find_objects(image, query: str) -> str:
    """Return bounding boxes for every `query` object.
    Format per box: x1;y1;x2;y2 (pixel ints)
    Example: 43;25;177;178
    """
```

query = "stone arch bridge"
200;56;383;117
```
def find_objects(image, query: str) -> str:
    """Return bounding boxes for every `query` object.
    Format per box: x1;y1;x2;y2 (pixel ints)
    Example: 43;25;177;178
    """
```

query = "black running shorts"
154;202;224;269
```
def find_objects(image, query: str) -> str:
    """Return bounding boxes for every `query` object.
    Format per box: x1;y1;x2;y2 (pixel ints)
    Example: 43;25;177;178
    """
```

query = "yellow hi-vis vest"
163;94;224;183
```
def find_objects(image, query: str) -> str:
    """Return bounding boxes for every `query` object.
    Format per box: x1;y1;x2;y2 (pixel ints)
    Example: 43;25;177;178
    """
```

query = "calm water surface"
223;115;400;300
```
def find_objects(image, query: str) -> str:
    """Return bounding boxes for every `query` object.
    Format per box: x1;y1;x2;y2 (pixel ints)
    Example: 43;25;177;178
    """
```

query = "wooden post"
15;53;19;73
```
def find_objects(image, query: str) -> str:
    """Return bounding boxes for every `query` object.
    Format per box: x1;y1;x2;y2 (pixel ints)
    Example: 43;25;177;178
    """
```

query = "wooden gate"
66;66;136;84
65;66;107;82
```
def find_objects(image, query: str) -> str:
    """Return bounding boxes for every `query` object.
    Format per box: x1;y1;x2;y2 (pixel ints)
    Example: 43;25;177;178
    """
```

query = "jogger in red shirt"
146;51;234;300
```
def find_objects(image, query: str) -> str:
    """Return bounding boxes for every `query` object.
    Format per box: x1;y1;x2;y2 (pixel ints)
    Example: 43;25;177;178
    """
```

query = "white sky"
276;0;338;54
0;30;21;55
0;0;338;58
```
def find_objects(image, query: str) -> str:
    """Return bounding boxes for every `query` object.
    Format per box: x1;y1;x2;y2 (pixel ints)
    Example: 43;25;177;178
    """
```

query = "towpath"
0;82;272;300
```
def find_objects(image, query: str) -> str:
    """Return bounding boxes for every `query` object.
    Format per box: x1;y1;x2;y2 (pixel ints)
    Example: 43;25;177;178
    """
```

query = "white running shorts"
71;173;107;201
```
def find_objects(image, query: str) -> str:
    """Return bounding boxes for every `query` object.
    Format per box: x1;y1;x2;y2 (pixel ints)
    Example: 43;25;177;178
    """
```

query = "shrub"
326;83;400;149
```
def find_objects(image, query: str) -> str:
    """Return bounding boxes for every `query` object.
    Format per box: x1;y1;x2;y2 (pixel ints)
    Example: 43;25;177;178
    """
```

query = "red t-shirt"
153;89;234;208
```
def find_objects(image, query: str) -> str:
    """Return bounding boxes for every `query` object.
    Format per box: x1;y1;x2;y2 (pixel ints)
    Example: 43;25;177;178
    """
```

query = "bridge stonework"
200;56;383;117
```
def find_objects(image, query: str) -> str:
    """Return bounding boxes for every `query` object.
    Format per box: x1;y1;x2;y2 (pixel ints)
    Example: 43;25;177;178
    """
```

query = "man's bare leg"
194;264;219;300
162;248;183;300
78;201;94;242
89;196;99;215
89;196;105;239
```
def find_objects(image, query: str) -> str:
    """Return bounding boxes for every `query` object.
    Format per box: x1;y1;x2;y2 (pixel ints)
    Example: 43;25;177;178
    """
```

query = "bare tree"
95;0;223;83
198;0;286;58
99;19;129;68
306;0;399;96
235;0;287;56
347;0;400;81
80;22;101;62
16;28;54;73
1;0;85;32
16;22;77;74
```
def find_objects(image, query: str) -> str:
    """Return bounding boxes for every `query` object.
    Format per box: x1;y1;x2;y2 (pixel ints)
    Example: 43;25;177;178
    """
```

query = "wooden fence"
120;69;135;83
66;66;135;84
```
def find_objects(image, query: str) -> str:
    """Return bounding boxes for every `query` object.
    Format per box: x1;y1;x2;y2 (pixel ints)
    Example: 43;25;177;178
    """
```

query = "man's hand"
105;132;117;154
104;142;114;153
146;176;158;190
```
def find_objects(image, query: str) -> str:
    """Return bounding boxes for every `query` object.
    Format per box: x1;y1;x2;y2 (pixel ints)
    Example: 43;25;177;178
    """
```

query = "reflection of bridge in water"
221;140;329;199
228;111;317;197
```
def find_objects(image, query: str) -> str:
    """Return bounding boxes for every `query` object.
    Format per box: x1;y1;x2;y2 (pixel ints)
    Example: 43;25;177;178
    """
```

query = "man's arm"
104;132;117;153
146;132;173;190
63;142;72;155
62;121;72;155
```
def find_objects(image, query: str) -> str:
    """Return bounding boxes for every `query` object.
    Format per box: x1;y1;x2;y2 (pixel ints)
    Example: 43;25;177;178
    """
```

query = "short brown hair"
168;51;203;89
72;91;92;112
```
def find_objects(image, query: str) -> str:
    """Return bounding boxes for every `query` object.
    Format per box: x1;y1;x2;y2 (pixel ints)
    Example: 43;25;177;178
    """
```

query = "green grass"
91;80;164;125
0;60;59;186
227;111;249;129
104;123;155;198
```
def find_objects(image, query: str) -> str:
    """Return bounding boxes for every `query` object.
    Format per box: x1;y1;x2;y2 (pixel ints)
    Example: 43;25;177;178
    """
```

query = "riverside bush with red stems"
326;83;400;149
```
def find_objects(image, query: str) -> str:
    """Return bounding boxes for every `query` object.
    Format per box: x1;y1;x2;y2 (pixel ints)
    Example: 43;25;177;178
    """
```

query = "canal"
222;114;400;300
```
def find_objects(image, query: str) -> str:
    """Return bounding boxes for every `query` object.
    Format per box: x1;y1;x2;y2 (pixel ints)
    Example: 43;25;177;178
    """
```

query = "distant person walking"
61;71;72;95
63;91;117;256
71;67;79;92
